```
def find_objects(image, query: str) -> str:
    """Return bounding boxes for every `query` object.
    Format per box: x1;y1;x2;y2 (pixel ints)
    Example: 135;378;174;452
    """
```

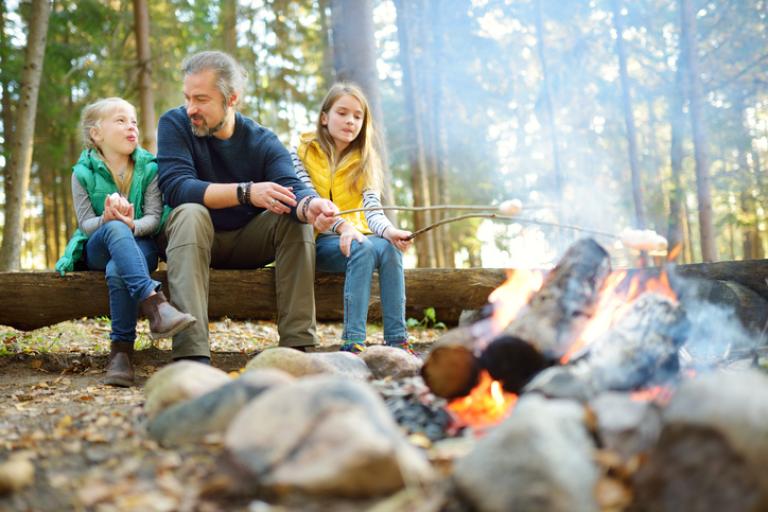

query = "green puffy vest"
55;147;163;275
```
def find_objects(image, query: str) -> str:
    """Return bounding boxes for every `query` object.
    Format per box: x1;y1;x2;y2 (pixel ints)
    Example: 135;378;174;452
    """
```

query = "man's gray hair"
182;51;247;105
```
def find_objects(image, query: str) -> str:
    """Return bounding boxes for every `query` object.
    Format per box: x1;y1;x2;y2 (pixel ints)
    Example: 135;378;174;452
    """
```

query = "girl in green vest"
56;98;195;386
291;83;414;354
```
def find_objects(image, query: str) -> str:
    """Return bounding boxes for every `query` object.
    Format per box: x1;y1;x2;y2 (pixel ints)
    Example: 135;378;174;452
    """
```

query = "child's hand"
338;224;366;257
385;227;413;252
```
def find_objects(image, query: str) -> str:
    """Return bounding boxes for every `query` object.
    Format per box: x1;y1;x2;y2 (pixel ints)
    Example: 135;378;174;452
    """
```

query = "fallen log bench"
0;268;507;331
1;259;768;332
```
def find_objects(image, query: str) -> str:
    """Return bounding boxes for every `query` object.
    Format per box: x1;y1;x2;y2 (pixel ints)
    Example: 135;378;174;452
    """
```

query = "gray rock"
359;345;422;380
589;391;662;460
147;368;294;446
144;361;231;419
245;347;371;380
454;395;598;512
225;375;434;498
313;351;372;380
245;347;334;377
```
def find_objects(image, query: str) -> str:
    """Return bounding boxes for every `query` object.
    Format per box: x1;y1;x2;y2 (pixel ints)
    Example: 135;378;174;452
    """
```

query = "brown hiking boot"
104;343;134;387
140;291;196;340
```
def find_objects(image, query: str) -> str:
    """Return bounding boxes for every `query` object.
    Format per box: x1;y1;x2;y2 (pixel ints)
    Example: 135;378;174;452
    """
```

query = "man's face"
183;69;230;137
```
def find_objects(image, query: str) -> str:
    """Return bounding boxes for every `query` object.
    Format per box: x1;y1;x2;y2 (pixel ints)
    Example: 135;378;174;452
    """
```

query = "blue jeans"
85;221;160;343
315;234;407;343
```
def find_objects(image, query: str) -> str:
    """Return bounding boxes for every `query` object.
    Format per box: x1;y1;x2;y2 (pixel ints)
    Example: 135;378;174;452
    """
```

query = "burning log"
503;238;612;359
525;293;689;401
422;238;611;399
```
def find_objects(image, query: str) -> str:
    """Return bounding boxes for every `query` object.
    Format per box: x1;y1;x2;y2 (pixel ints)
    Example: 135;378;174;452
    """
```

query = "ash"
371;376;455;441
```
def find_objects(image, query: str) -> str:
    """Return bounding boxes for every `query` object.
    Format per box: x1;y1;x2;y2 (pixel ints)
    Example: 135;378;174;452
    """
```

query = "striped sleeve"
363;189;393;237
291;148;344;233
290;148;316;190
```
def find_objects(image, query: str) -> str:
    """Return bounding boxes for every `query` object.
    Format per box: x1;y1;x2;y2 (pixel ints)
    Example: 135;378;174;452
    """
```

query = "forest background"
0;0;766;272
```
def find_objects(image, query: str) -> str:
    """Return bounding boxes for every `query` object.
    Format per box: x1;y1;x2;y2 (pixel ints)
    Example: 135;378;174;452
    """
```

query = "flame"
560;269;677;364
447;371;517;429
667;243;683;262
630;386;674;405
488;269;544;334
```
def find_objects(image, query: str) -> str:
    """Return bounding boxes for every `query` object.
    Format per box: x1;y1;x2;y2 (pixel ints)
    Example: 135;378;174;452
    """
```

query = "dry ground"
0;319;443;511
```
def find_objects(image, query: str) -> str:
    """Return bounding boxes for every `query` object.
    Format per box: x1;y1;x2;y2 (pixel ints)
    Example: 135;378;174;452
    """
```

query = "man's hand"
384;227;413;252
303;198;338;231
337;223;367;257
250;182;296;215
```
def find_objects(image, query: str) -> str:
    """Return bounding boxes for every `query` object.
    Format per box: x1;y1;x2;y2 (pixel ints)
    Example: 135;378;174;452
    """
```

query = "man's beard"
190;106;229;137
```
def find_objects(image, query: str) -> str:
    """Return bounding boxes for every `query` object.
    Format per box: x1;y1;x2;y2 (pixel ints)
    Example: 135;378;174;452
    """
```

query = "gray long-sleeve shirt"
72;174;163;237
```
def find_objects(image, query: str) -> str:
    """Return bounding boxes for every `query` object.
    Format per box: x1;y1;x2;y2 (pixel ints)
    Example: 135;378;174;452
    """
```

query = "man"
157;51;337;363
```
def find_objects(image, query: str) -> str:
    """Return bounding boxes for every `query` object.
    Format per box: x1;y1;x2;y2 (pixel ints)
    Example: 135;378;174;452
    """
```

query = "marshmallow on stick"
619;228;668;252
499;199;523;216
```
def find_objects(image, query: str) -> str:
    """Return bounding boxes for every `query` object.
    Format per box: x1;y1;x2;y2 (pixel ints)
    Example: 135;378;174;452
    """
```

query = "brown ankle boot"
140;291;196;340
105;343;134;387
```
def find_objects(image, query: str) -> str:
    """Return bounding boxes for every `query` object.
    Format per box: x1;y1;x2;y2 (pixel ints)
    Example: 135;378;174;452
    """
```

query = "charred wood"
503;238;611;360
525;293;688;401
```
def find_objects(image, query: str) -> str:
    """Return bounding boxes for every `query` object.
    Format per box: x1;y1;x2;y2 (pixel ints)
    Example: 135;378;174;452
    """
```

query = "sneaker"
340;342;366;354
386;339;417;356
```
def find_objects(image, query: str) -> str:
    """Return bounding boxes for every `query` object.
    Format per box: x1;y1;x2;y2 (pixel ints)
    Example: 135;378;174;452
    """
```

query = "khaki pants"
163;203;317;358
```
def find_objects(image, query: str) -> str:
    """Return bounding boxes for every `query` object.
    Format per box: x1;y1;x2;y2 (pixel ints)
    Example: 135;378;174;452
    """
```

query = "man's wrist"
237;182;252;206
301;196;316;223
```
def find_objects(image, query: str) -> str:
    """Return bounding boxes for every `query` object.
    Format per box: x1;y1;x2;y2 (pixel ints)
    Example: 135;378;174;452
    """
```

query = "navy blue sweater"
157;106;314;231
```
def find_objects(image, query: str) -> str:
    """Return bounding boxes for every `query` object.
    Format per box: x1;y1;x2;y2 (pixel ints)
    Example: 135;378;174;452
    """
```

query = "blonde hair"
312;83;382;193
80;97;136;151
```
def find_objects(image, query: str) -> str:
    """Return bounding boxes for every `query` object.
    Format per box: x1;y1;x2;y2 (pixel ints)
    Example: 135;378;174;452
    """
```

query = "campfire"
137;237;767;510
424;237;744;428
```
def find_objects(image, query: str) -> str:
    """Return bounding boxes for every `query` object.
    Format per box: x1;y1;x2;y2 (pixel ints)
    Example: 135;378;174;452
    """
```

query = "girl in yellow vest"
292;83;414;354
56;98;195;386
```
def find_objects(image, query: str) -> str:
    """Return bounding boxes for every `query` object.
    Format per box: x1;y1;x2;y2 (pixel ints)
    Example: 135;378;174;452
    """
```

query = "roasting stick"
332;199;667;251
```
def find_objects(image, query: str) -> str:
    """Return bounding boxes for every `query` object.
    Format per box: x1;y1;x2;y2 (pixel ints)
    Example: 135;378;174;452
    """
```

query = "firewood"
503;238;612;359
422;238;611;399
525;293;688;401
420;326;481;400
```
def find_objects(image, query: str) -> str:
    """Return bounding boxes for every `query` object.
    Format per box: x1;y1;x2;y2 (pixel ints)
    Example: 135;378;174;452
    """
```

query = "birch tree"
133;0;156;153
0;0;51;270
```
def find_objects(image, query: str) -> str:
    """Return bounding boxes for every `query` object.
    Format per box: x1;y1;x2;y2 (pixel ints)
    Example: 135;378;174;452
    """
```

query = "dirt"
0;321;443;512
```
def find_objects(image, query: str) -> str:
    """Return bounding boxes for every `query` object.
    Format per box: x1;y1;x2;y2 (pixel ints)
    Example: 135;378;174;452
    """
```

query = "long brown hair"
313;82;382;193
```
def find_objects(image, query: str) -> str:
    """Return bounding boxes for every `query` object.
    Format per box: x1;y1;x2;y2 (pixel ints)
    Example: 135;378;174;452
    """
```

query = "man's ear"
228;92;238;107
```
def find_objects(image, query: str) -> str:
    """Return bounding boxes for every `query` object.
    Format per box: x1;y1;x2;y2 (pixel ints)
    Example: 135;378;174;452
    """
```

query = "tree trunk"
220;0;237;56
394;0;436;267
132;0;156;153
0;0;51;271
329;0;395;213
0;0;14;161
317;0;335;88
679;0;717;262
427;0;453;267
533;0;565;248
668;62;686;257
612;0;646;230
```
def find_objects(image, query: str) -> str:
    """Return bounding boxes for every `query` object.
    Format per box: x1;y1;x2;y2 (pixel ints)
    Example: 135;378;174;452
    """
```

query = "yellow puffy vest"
297;133;371;234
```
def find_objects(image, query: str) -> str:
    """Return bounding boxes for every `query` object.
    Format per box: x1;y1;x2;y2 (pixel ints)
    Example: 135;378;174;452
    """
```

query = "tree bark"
668;62;686;258
679;0;717;262
0;0;51;271
220;0;237;56
132;0;156;153
612;0;646;230
394;0;436;267
329;0;395;213
0;0;14;161
0;267;508;330
533;0;565;249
